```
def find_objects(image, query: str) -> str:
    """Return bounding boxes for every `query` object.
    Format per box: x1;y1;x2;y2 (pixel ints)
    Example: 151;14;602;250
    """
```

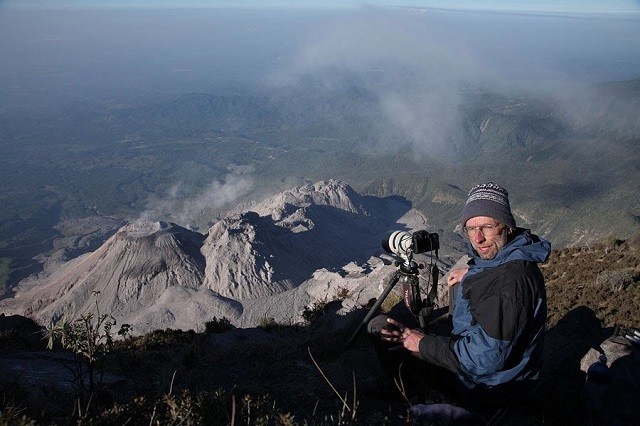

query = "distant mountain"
563;78;640;140
112;85;384;141
1;77;639;295
0;180;451;334
108;77;640;159
5;222;214;329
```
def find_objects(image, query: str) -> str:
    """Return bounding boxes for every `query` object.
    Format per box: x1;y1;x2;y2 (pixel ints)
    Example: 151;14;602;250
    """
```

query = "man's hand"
380;318;426;353
446;267;469;287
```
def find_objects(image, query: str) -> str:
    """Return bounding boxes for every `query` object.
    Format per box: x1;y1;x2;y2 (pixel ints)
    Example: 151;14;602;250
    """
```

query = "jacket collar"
467;228;551;273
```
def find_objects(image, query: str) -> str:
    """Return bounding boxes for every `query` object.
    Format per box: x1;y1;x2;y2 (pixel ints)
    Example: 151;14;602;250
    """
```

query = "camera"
346;228;441;347
382;229;439;257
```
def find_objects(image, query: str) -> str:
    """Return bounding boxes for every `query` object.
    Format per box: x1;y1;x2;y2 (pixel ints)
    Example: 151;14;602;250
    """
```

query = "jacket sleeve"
417;294;522;380
418;334;462;373
451;312;516;382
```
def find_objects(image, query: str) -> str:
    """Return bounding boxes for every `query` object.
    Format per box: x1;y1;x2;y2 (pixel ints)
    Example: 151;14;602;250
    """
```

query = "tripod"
346;255;438;349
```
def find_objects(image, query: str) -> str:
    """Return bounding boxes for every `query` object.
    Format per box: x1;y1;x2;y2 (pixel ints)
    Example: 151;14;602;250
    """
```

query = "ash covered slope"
202;180;411;300
2;180;440;334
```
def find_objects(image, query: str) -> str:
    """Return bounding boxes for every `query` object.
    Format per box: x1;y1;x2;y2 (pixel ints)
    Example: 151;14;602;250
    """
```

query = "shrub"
204;317;234;334
91;389;295;425
257;316;278;331
595;267;639;291
334;286;351;300
302;299;327;323
0;411;37;426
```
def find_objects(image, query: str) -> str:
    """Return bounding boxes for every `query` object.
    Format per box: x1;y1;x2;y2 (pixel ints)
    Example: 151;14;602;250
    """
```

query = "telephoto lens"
382;230;413;256
382;230;439;256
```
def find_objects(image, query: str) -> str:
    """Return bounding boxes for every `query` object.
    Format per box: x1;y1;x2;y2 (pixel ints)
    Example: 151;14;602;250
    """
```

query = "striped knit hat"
461;182;516;228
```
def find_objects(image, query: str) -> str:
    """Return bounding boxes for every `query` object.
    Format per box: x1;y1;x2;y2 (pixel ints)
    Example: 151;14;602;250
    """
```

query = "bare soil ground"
544;235;640;329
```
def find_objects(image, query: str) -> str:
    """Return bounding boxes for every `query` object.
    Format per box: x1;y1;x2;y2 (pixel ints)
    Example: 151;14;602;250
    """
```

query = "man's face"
464;216;508;260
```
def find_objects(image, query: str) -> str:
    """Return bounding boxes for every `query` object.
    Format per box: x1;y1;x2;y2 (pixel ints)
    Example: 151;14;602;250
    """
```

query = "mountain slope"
6;222;207;324
1;180;448;333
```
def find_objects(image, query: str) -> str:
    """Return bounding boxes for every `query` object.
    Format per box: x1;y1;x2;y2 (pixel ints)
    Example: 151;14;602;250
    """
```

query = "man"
368;182;551;411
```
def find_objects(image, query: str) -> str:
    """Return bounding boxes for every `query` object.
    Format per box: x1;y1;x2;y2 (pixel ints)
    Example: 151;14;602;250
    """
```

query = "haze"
1;2;639;115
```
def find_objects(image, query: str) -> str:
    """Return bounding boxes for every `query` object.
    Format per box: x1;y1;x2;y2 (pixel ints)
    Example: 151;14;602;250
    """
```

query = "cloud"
269;10;480;86
265;8;640;155
264;9;485;154
138;168;254;229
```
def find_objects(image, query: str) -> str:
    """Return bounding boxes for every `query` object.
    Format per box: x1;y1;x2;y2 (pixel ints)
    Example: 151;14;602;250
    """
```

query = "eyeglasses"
463;223;504;237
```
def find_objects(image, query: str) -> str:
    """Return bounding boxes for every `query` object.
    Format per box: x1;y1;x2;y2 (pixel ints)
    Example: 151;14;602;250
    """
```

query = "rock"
0;314;46;350
579;331;640;425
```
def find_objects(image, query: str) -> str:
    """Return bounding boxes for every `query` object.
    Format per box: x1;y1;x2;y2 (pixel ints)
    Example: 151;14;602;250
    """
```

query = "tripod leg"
346;271;400;348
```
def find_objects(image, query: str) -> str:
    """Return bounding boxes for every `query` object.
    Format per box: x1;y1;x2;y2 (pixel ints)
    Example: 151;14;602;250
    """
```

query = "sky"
3;0;640;14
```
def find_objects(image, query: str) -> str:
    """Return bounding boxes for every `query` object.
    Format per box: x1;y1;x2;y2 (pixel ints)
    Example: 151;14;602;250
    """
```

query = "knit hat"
461;182;516;228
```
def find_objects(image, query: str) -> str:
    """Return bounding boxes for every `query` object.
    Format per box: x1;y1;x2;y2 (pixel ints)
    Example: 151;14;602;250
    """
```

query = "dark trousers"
367;306;461;402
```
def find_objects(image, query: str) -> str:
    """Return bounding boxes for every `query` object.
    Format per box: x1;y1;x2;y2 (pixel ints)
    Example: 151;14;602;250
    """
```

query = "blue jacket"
419;229;551;389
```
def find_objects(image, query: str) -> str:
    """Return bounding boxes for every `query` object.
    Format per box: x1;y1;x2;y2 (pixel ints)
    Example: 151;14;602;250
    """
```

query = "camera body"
411;230;439;254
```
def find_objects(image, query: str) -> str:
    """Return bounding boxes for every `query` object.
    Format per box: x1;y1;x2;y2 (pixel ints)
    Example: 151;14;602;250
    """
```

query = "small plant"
603;234;623;253
308;347;360;424
95;388;232;425
238;393;285;425
0;411;37;426
595;267;638;291
117;323;132;338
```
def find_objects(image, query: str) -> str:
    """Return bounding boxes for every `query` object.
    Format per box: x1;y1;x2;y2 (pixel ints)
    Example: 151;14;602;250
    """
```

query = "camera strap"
415;251;439;329
426;250;439;306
